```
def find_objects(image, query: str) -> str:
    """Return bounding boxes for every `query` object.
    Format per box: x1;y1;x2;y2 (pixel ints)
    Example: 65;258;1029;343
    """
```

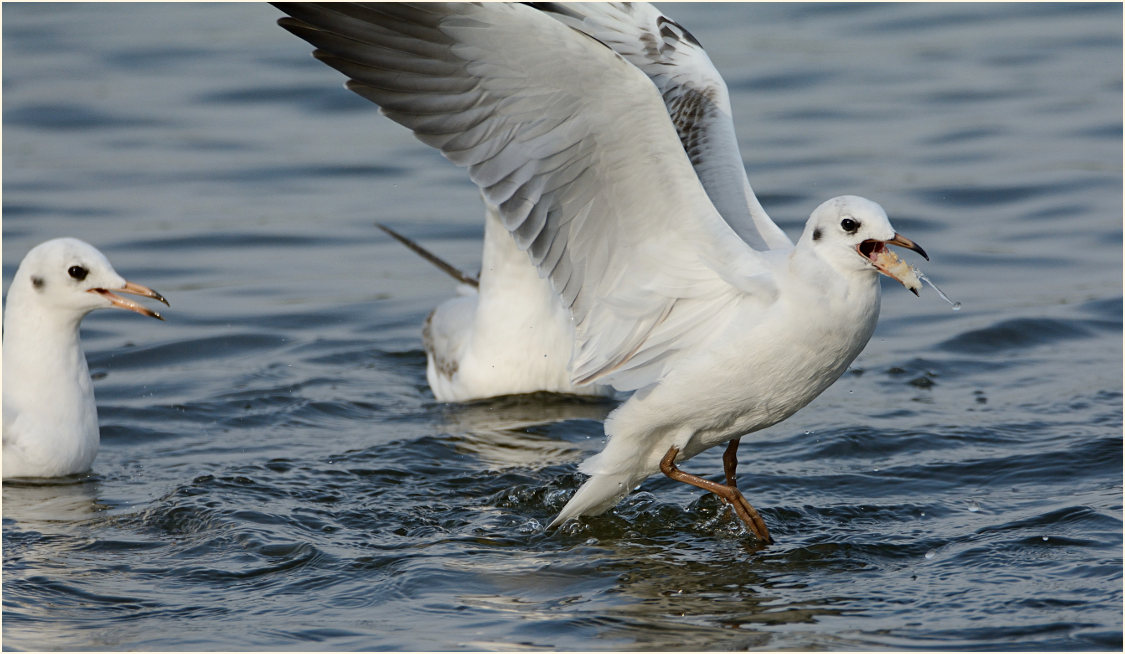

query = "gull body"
3;238;167;479
558;196;910;522
418;203;614;402
274;2;928;539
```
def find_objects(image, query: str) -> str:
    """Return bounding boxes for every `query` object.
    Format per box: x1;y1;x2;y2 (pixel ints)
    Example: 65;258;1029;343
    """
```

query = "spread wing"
274;2;779;389
530;2;793;252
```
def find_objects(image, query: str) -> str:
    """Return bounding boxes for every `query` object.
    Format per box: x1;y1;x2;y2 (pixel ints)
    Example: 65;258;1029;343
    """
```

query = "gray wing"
530;2;793;251
274;2;778;389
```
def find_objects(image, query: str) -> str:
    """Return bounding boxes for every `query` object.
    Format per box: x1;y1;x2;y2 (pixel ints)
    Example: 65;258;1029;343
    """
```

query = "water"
3;3;1121;650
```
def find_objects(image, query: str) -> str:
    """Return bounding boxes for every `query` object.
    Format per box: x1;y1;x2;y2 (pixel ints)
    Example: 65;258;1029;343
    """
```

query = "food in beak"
89;281;170;320
858;234;927;296
871;248;921;295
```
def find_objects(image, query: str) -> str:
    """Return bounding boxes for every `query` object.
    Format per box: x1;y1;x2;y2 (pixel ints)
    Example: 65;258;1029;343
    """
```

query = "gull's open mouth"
857;233;928;265
858;239;885;263
856;233;928;295
89;282;169;320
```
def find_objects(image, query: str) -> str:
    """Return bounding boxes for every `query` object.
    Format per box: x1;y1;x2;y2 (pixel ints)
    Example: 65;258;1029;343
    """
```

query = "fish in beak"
89;281;170;320
858;234;929;295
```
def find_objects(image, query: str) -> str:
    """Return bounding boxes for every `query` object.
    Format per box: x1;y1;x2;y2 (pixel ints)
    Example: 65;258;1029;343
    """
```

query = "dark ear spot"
812;228;822;241
31;276;45;291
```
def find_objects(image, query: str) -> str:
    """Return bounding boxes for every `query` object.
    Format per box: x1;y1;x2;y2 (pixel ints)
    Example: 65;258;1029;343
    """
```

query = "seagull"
3;238;168;479
377;205;615;402
273;2;928;542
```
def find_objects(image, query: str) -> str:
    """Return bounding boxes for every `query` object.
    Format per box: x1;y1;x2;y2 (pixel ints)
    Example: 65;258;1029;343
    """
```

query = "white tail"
548;470;644;528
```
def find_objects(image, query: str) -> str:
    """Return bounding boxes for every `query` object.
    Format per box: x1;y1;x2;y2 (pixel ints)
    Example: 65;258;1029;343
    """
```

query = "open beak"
88;281;170;320
857;233;928;296
885;233;928;261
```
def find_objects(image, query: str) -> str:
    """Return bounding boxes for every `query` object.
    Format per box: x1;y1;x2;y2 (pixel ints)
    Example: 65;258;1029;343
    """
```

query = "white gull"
377;203;614;402
274;2;928;541
3;238;168;479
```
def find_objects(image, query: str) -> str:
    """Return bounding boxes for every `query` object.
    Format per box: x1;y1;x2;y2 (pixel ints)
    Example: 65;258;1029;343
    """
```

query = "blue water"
3;3;1121;650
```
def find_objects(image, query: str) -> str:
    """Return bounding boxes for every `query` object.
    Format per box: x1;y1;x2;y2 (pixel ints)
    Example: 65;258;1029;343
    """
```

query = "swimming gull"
273;2;929;542
3;238;168;479
378;205;615;402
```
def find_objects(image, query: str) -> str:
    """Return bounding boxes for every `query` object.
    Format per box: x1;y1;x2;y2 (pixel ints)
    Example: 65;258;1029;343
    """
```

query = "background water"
2;2;1121;650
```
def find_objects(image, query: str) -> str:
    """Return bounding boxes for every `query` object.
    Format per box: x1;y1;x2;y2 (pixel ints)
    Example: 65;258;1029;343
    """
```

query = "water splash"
916;269;962;310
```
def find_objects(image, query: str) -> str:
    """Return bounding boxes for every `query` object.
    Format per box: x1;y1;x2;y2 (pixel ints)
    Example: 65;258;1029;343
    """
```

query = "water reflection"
2;476;105;526
438;393;616;471
443;531;848;650
587;541;843;649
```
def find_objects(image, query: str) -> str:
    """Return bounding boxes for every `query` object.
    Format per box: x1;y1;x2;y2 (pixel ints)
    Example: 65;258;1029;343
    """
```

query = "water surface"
3;3;1121;650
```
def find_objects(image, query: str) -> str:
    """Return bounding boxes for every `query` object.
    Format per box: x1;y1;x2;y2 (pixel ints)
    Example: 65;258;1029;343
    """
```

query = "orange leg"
660;444;773;544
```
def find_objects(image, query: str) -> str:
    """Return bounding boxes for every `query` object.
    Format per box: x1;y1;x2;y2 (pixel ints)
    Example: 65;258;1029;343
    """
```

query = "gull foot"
660;445;773;544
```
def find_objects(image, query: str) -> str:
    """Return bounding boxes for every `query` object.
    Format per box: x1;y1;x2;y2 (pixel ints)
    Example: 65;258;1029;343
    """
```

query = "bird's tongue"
859;240;885;261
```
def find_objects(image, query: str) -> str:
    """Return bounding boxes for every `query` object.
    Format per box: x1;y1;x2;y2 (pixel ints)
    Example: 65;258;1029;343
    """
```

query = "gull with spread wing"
376;2;791;402
273;2;928;542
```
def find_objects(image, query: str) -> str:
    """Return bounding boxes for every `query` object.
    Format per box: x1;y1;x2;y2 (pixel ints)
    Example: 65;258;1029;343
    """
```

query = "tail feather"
548;470;644;528
375;223;479;287
549;410;667;528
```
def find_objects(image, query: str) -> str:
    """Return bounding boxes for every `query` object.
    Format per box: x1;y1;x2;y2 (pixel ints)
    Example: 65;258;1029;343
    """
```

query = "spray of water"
915;268;961;310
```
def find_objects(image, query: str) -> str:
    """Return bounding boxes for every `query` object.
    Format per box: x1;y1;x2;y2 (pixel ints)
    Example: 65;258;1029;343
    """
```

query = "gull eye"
840;218;859;234
68;265;89;281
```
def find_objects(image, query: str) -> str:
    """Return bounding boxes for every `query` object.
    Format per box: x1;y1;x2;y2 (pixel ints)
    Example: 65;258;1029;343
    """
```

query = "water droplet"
967;500;981;512
1042;536;1049;542
924;549;936;559
585;537;598;546
916;270;961;311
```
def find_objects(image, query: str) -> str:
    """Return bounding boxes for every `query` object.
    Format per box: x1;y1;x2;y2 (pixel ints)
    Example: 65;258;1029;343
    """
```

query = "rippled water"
3;3;1121;650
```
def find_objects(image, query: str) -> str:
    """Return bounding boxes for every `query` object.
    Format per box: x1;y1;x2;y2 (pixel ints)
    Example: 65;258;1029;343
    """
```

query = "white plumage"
376;2;791;403
3;238;167;479
416;203;614;402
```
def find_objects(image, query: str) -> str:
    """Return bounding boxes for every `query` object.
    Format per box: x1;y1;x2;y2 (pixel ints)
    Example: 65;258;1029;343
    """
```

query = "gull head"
9;238;169;322
803;195;928;294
